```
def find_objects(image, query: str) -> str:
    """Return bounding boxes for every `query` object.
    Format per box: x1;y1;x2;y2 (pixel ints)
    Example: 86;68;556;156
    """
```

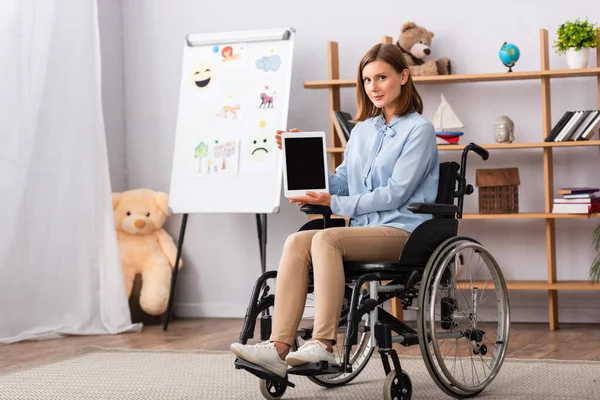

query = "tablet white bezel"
281;131;329;198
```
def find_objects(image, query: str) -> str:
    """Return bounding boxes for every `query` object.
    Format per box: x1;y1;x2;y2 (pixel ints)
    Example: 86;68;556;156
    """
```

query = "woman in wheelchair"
232;42;510;400
231;42;440;377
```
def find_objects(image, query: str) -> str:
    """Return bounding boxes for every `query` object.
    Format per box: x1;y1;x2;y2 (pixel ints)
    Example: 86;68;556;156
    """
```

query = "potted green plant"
553;18;598;69
590;224;600;283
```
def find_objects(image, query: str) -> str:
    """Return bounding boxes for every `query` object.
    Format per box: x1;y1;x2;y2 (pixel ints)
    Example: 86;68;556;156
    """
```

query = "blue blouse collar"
374;114;403;137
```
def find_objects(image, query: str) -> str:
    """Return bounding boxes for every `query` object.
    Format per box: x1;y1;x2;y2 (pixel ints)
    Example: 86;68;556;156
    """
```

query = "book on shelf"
544;110;600;142
330;110;355;146
552;186;600;215
557;187;599;195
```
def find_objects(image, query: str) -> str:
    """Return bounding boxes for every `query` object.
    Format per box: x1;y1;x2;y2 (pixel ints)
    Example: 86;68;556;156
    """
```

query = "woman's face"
362;60;408;110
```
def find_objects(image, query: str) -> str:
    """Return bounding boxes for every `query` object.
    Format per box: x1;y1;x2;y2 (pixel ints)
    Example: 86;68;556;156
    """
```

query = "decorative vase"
566;47;590;69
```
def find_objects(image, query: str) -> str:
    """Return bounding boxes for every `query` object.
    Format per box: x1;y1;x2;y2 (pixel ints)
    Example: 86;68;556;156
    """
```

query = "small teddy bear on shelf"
396;21;451;76
112;188;182;316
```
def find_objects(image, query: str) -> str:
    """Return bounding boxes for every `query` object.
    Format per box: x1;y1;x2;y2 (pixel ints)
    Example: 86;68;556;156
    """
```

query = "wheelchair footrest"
234;357;296;388
287;361;343;376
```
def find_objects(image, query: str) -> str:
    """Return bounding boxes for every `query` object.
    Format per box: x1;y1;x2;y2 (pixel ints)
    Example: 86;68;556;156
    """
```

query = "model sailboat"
432;94;464;144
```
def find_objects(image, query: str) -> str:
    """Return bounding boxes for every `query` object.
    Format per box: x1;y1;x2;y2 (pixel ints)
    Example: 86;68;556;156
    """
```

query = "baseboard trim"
174;303;600;324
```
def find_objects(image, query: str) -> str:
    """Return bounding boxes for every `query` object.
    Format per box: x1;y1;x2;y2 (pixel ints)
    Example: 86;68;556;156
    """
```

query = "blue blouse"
329;112;439;233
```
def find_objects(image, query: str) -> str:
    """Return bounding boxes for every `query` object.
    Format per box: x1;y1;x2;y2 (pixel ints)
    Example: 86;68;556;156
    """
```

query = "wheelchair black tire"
417;236;510;399
417;237;480;399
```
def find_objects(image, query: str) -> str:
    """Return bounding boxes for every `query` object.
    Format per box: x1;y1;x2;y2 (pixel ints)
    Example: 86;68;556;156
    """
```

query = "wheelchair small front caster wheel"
259;378;287;400
383;369;412;400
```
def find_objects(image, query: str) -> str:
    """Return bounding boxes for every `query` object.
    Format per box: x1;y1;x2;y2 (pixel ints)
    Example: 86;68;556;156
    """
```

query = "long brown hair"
354;43;423;122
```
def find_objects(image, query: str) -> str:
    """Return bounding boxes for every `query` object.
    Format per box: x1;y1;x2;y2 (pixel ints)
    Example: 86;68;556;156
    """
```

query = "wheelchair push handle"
456;142;488;219
465;142;489;161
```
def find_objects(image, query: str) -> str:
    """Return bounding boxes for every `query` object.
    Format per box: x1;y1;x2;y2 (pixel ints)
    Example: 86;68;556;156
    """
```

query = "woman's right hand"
275;128;301;150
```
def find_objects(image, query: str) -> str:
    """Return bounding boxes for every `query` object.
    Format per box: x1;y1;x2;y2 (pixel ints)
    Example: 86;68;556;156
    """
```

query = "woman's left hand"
289;191;331;207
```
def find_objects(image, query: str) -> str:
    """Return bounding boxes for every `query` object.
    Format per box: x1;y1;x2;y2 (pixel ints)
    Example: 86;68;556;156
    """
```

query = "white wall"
120;0;600;323
98;0;126;192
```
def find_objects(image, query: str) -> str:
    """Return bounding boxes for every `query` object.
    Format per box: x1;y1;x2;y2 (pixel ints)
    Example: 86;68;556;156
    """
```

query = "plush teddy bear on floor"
112;188;182;316
396;21;451;76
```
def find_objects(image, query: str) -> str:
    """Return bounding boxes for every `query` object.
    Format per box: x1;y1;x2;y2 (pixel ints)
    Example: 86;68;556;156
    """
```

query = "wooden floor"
1;318;600;371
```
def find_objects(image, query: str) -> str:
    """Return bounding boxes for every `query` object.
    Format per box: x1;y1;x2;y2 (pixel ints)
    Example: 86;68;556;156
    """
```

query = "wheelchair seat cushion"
343;260;421;276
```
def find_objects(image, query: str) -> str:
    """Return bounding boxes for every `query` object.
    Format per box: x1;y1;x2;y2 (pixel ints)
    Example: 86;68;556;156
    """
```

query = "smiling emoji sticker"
191;60;214;89
248;132;273;162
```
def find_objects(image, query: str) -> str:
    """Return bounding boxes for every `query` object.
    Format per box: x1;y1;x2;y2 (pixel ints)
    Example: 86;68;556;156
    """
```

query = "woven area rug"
1;348;599;399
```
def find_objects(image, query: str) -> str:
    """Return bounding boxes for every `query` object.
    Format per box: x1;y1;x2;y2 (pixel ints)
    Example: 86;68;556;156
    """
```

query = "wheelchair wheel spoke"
418;238;510;398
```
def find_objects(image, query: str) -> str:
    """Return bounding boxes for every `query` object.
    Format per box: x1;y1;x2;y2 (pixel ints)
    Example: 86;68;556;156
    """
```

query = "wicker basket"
476;168;520;214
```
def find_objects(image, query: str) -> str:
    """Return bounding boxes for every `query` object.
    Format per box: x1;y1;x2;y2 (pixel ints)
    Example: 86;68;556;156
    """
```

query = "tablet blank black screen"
284;137;327;190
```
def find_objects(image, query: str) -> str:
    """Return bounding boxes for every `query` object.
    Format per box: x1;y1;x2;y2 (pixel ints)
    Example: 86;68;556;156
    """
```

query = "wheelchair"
234;143;511;400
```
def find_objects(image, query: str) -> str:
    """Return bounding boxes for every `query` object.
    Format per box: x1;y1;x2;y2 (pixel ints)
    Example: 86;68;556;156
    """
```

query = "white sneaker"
230;341;288;378
286;340;337;367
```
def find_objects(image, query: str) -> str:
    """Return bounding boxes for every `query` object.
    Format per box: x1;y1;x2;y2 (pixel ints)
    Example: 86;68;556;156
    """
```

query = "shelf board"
309;212;599;221
327;140;600;154
304;67;600;88
458;280;600;291
437;140;600;150
462;212;600;219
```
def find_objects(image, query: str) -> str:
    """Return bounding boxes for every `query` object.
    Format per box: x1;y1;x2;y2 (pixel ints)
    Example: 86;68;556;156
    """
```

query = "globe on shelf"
499;42;520;72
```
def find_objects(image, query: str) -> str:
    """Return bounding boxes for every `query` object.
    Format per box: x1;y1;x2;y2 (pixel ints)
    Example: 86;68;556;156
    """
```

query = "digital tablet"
281;131;329;198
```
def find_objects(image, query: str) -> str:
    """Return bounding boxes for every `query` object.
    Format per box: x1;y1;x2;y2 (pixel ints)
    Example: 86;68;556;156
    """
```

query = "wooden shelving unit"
303;30;600;330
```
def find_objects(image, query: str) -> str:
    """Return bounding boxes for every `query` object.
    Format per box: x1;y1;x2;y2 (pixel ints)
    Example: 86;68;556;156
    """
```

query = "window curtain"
0;0;140;343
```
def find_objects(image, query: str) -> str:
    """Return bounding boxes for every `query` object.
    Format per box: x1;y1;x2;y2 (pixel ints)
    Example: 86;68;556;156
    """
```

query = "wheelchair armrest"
407;202;458;216
300;204;333;215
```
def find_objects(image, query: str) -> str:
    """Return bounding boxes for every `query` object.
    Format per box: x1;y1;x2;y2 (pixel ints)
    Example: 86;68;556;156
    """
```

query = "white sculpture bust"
494;115;515;143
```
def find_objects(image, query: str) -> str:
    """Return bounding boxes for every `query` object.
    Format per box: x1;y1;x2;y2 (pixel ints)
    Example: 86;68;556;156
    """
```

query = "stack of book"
544;110;600;142
552;187;600;215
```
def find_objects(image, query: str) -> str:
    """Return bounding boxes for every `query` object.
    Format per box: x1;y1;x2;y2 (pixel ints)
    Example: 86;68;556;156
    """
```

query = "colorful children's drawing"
247;132;274;162
215;104;241;119
214;140;238;170
258;86;277;108
193;139;239;177
190;60;215;90
255;54;281;72
194;141;209;172
214;92;245;120
221;45;242;62
212;44;245;63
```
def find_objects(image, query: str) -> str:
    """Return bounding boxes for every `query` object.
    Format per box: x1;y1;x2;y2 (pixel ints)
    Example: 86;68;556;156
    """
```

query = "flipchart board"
163;28;295;330
168;28;296;214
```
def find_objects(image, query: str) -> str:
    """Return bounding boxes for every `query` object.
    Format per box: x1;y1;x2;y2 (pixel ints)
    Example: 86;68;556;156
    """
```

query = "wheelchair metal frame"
235;143;506;399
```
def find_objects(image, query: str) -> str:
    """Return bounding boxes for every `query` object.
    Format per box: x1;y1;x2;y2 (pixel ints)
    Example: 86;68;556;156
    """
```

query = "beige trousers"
269;225;410;346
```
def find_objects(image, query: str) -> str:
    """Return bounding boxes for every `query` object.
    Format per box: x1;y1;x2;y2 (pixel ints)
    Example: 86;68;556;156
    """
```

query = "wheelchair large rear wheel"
417;238;510;399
